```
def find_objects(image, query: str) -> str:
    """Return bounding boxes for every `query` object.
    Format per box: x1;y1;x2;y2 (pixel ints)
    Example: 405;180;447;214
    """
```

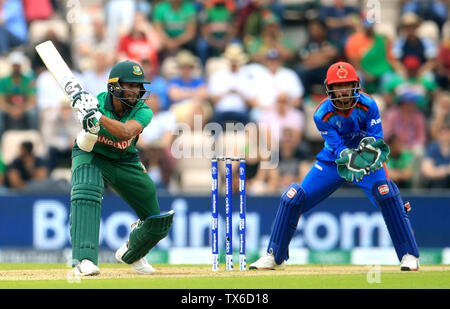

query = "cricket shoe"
74;259;100;276
249;254;285;270
400;254;419;271
115;242;156;275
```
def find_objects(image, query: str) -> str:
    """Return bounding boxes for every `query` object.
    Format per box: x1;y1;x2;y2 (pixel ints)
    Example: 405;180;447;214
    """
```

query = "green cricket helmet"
107;60;151;108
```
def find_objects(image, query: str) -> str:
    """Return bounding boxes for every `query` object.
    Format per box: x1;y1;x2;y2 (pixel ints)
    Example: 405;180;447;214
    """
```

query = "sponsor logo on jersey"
97;135;134;150
370;118;381;126
378;184;389;195
286;187;297;199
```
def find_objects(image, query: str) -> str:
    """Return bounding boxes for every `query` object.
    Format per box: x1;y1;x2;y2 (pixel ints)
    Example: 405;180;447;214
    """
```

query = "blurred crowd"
0;0;449;195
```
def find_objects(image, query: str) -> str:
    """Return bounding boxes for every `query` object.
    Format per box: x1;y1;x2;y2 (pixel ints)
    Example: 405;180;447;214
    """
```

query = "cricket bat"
35;40;97;152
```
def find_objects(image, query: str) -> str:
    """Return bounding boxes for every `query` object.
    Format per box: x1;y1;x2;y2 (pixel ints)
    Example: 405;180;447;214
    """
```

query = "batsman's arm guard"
121;210;175;264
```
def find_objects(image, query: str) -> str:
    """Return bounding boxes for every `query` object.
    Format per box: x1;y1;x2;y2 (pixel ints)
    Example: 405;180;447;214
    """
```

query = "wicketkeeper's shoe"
400;254;419;271
249;253;285;270
115;243;156;275
74;259;100;276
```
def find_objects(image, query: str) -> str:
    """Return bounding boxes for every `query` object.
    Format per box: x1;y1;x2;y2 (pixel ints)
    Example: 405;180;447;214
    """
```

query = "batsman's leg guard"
121;210;175;264
372;180;419;261
70;164;104;266
267;184;306;265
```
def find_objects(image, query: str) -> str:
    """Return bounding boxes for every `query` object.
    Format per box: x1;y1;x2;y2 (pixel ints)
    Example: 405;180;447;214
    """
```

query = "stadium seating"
1;130;46;165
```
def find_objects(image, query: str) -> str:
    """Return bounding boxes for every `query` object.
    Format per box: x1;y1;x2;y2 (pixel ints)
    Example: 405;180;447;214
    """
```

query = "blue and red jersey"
313;92;384;162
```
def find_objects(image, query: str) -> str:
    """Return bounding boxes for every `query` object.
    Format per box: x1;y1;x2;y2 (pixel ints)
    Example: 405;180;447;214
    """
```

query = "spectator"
80;48;113;96
236;0;283;39
385;135;415;188
430;91;450;140
139;95;176;151
245;10;294;63
248;160;279;195
0;51;37;136
258;92;304;145
40;97;79;172
382;55;438;115
208;43;254;127
318;0;360;50
117;12;161;68
275;127;311;191
104;0;137;49
247;48;304;121
400;0;448;33
421;115;450;188
382;92;427;156
392;12;437;77
5;141;48;190
141;57;170;111
138;95;176;189
152;0;197;58
29;29;72;74
35;67;68;132
296;19;339;97
435;26;450;90
22;0;53;24
167;50;209;128
0;0;28;55
75;17;109;68
196;0;238;65
345;14;395;94
0;151;5;187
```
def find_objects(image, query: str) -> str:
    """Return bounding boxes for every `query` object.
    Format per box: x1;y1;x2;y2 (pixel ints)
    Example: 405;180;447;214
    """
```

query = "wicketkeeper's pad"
267;183;305;265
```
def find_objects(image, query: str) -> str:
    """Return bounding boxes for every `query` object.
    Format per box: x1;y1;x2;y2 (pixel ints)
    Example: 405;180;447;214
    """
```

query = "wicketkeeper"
70;60;174;276
250;62;420;271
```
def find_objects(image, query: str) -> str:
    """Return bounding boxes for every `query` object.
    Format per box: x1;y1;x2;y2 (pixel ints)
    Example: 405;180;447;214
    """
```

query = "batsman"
70;60;174;276
250;62;420;271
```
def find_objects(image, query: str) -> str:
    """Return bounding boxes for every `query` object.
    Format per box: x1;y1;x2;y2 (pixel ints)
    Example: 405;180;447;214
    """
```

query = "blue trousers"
300;160;389;214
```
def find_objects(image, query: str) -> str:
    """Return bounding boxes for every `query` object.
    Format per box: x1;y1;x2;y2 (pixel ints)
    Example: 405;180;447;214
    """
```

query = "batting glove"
78;108;102;134
71;91;99;112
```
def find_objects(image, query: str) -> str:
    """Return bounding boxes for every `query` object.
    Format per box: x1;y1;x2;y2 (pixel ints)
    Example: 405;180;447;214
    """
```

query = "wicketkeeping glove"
71;91;99;112
358;137;390;172
335;148;372;182
78;108;102;134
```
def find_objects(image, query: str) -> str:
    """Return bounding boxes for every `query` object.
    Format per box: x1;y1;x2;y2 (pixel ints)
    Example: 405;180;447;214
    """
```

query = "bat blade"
35;40;84;99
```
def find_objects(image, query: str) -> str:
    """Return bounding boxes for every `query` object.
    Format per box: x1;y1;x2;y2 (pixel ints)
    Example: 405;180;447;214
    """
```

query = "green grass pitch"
0;264;449;289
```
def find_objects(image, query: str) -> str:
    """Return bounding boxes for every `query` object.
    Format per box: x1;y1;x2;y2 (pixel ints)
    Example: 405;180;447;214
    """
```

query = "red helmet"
324;61;361;110
326;62;359;85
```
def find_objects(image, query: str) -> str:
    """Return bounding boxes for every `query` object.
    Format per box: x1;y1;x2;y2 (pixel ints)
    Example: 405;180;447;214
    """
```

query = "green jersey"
0;73;36;104
72;92;153;161
152;1;196;38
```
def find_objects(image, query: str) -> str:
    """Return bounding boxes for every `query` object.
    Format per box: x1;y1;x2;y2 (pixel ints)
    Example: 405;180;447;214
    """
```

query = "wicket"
211;157;246;271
